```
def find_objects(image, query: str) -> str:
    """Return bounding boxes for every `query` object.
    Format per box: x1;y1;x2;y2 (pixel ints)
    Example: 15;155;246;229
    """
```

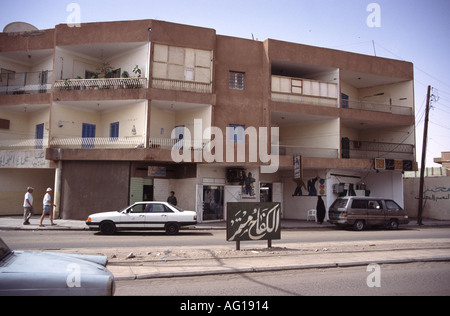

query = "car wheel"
165;222;179;235
388;219;399;230
353;220;365;231
100;221;116;235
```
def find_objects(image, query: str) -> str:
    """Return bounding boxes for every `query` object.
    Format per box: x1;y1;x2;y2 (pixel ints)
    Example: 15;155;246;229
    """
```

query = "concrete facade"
1;19;416;220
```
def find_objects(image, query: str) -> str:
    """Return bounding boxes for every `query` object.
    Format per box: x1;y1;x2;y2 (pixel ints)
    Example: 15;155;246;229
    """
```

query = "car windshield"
0;238;12;261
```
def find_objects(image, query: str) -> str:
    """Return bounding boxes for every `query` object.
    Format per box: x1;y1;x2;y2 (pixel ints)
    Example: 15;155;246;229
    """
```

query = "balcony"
49;136;146;149
149;138;208;151
278;144;339;159
0;137;49;150
344;99;413;116
152;78;212;94
0;71;52;95
342;138;414;160
54;77;147;91
271;75;338;107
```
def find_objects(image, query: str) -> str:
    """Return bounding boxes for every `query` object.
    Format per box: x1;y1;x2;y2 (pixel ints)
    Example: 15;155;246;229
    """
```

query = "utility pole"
417;85;432;225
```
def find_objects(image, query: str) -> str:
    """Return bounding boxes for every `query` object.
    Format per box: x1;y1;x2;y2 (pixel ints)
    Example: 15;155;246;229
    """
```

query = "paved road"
115;262;450;296
2;227;450;251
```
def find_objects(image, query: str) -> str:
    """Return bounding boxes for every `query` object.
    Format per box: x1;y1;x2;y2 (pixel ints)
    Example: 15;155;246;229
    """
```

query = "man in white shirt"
23;187;34;225
40;188;56;227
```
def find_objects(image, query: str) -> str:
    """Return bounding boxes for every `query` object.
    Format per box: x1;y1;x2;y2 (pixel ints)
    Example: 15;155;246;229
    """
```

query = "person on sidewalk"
39;188;56;227
167;191;177;206
23;187;34;225
316;195;326;224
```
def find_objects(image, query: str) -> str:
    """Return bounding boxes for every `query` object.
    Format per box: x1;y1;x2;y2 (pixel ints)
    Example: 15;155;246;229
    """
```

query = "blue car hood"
1;251;109;275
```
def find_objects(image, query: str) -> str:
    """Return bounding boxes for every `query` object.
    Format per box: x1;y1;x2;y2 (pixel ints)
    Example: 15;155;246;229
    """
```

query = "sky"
1;0;449;167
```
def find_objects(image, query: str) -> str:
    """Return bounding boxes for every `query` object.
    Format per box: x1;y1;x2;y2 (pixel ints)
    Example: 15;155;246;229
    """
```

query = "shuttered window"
229;71;245;90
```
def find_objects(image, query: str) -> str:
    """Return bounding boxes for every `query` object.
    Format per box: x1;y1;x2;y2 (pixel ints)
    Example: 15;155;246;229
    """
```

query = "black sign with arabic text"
227;202;281;242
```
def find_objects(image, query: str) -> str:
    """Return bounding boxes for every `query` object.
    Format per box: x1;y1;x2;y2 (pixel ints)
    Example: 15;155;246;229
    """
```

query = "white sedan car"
86;201;197;235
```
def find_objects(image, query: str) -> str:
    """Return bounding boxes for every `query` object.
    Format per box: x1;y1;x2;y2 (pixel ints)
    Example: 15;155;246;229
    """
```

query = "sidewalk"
1;216;450;281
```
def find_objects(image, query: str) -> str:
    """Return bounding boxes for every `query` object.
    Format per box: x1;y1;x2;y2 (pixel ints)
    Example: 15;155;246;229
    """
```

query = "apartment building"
0;20;416;220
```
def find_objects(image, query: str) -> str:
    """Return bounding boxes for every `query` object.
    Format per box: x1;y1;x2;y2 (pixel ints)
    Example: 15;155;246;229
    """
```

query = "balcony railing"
149;138;209;151
48;137;209;151
49;136;146;149
271;75;338;107
277;144;339;159
53;78;148;91
0;137;49;150
152;78;212;94
0;71;52;95
343;138;414;160
344;100;413;115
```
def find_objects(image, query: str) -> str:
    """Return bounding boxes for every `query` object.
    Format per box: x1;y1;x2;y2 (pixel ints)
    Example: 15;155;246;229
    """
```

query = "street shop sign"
227;202;281;242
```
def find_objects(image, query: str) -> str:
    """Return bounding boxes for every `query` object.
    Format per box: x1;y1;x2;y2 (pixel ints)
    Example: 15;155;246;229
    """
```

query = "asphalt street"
1;225;450;297
2;227;450;251
115;261;450;296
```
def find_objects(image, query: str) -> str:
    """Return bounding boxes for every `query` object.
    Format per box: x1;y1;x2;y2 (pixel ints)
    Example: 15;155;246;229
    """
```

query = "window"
228;124;245;143
386;200;401;211
130;204;146;213
144;203;173;213
110;122;119;139
82;123;96;149
153;44;212;83
35;123;44;149
341;93;349;108
368;200;381;209
229;71;245;90
351;199;367;209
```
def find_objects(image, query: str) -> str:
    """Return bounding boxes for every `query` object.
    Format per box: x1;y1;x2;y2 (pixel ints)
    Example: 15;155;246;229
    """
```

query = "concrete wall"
0;168;55;216
404;176;450;220
60;161;130;220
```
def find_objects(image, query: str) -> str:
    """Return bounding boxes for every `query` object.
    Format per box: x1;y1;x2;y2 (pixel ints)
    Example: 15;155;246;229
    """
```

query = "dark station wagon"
328;196;410;231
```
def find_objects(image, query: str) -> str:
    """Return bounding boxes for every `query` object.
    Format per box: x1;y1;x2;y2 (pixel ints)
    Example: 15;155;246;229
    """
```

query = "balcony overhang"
278;155;418;172
46;147;174;163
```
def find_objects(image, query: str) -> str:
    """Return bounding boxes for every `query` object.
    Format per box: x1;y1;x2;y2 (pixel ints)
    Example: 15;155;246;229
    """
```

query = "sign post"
227;202;281;250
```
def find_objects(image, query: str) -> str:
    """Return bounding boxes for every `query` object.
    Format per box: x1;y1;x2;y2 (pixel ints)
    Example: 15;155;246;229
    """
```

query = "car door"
144;203;171;229
367;199;384;225
119;203;147;229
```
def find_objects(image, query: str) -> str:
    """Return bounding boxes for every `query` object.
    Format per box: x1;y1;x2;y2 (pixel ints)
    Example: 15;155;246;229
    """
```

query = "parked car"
86;201;197;235
0;238;115;296
328;196;409;231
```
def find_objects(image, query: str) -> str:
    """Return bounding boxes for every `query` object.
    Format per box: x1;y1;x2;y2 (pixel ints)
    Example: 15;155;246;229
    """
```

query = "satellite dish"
3;22;39;33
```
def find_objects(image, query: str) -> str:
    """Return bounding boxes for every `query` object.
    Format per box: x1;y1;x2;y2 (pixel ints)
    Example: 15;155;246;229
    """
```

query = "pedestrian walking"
39;188;56;227
23;187;34;225
167;191;177;206
316;195;326;224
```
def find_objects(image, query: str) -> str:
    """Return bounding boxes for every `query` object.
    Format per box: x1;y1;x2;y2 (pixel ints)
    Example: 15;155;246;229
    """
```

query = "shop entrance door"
202;186;224;221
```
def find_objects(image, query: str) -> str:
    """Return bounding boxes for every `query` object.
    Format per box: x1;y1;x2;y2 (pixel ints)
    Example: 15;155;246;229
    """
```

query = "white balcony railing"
149;138;209;151
49;136;146;149
54;78;147;91
0;138;49;150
